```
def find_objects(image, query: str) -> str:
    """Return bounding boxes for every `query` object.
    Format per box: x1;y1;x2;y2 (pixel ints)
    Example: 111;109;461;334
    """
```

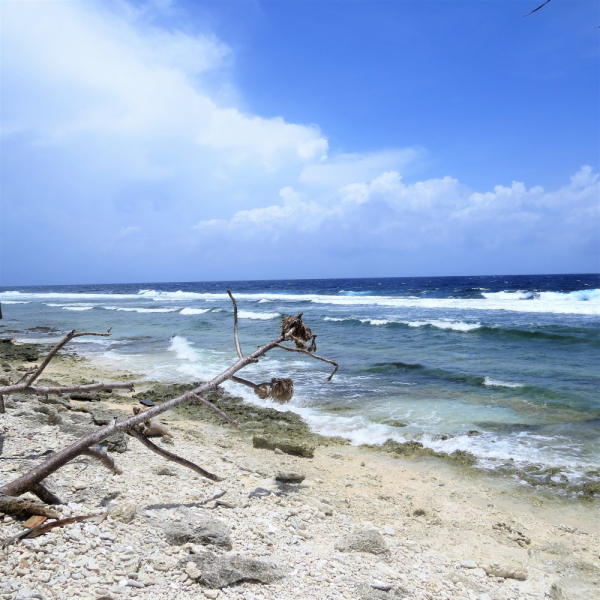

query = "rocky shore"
1;342;599;600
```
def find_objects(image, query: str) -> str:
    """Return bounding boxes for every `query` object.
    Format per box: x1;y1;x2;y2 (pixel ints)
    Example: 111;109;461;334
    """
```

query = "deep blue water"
1;273;599;495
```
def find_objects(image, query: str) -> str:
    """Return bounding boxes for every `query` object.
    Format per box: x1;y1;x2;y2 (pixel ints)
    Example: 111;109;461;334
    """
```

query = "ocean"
1;273;599;497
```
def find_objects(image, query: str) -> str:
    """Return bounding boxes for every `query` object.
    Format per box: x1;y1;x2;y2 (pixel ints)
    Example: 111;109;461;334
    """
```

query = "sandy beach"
1;345;599;600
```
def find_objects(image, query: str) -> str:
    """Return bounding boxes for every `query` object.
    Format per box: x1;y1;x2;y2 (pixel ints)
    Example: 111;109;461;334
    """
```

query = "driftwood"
0;292;338;518
0;328;134;414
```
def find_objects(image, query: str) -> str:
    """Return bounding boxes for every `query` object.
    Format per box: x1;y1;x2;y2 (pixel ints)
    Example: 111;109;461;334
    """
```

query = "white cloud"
195;166;600;261
0;0;597;283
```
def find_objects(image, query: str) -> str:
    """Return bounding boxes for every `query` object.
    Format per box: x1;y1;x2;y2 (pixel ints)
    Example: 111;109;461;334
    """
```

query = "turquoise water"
1;274;599;495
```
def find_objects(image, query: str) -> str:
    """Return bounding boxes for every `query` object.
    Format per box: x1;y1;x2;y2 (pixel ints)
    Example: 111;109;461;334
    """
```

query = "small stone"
108;502;137;523
126;579;145;588
151;557;176;572
460;560;478;569
276;471;305;484
274;448;285;455
35;571;52;583
335;530;389;556
203;591;220;599
72;481;87;491
371;581;392;591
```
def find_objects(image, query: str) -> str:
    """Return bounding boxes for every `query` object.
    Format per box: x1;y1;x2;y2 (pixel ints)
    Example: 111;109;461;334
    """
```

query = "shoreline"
1;343;599;599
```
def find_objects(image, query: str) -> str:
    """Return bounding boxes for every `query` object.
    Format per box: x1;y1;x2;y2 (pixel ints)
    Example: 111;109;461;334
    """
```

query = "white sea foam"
1;300;30;304
237;311;279;320
63;306;94;311
483;376;524;388
325;316;481;331
360;319;391;326
179;308;210;315
405;319;482;332
258;299;272;303
103;306;180;313
2;287;600;315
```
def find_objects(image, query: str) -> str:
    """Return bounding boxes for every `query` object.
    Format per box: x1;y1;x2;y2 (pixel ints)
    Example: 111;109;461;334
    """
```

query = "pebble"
460;560;478;569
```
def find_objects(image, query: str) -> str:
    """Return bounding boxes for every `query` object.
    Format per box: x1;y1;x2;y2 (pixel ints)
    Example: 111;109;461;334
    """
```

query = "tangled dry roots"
254;385;270;400
270;378;294;403
280;314;317;352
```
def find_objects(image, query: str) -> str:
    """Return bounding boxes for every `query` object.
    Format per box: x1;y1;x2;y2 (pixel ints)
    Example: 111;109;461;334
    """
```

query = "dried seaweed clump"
280;313;317;353
269;378;294;403
252;378;294;403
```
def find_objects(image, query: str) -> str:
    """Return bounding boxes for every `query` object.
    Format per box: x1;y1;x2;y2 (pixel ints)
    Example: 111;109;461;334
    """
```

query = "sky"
0;0;599;286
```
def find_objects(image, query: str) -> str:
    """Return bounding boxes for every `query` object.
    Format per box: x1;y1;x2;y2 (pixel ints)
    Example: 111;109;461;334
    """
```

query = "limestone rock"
334;530;390;556
275;471;305;484
162;515;232;550
252;435;315;458
108;502;137;523
181;552;288;589
483;564;528;580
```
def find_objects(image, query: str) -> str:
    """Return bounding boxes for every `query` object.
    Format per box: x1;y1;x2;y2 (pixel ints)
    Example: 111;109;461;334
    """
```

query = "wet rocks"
0;339;39;362
335;530;390;556
161;514;232;550
253;435;315;458
181;551;288;588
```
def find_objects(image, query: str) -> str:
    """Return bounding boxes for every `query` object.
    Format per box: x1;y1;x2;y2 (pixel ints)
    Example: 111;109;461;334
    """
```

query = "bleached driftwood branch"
0;328;135;413
0;294;338;518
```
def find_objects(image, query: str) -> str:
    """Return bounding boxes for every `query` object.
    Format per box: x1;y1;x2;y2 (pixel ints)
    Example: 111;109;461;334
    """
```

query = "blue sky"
1;0;598;285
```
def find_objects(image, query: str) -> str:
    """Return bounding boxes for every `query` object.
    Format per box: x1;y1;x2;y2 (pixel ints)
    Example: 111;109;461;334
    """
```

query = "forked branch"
227;290;243;359
128;429;223;482
275;343;339;381
25;328;113;387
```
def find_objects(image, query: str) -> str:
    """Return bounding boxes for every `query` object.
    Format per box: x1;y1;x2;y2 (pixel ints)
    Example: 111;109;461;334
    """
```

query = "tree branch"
0;333;285;498
274;343;339;381
82;446;122;475
0;381;134;396
190;393;239;427
24;328;113;387
0;495;60;519
30;483;63;505
128;429;223;481
227;290;244;359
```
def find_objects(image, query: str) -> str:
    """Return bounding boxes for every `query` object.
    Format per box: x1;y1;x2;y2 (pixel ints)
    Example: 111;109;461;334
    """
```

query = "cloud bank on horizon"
0;0;598;285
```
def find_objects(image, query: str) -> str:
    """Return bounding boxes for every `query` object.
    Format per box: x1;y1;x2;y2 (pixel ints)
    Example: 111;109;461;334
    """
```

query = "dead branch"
0;495;59;519
227;289;244;359
275;343;339;381
24;328;112;387
0;294;339;517
0;381;134;397
30;483;62;506
82;446;122;475
127;429;223;481
190;393;239;426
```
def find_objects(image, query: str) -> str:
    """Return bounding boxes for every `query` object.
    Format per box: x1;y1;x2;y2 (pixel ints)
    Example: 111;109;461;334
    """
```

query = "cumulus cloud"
194;165;599;275
0;0;597;284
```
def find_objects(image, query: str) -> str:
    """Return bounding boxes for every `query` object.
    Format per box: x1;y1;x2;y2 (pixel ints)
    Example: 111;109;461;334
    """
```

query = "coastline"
1;344;599;600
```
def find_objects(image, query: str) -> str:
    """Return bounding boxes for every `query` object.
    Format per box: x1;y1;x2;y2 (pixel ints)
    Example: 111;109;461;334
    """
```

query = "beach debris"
161;514;232;549
334;530;390;556
276;471;305;484
139;398;155;407
21;515;47;528
181;551;288;588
